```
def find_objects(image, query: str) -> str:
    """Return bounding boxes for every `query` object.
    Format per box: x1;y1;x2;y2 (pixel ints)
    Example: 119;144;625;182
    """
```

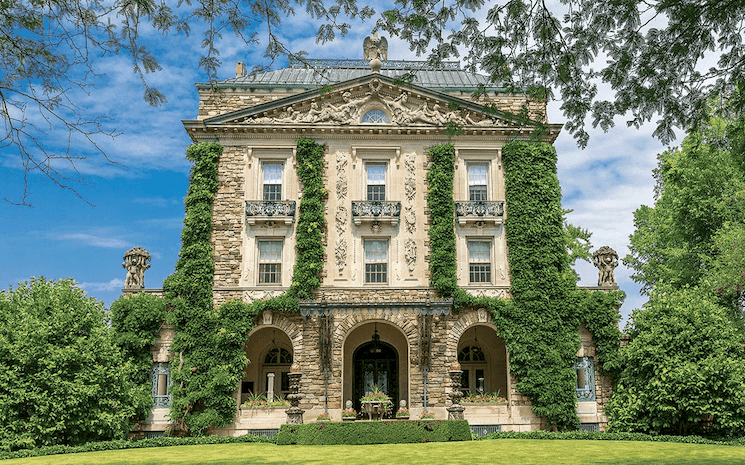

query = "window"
468;163;488;201
258;240;282;284
468;240;491;283
262;163;283;201
151;363;171;408
459;346;486;394
263;347;292;399
362;109;390;124
365;239;388;283
366;164;386;201
575;356;596;401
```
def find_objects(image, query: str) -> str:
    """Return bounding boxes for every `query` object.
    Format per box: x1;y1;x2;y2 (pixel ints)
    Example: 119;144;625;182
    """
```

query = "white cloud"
80;278;125;292
57;233;132;249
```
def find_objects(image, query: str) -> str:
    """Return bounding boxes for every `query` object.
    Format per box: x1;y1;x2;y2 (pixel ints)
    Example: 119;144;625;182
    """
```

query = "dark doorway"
353;340;398;413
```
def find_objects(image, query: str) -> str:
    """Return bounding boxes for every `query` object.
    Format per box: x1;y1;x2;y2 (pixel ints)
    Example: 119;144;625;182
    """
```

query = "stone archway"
242;326;294;402
342;320;409;412
456;325;508;399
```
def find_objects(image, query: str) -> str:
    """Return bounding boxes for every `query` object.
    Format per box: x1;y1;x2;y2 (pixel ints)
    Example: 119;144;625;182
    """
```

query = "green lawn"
5;439;745;465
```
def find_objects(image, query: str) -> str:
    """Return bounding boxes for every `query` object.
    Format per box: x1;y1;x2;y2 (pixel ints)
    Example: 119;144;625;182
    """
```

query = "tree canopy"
0;278;145;450
4;0;745;203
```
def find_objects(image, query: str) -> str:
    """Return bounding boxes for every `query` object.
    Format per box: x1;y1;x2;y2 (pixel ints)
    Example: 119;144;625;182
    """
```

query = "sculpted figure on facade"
335;151;348;200
335;239;347;273
123;247;151;289
405;239;417;273
593;246;619;287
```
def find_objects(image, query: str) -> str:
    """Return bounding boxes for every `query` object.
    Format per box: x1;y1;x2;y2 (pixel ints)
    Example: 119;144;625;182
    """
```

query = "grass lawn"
5;439;745;464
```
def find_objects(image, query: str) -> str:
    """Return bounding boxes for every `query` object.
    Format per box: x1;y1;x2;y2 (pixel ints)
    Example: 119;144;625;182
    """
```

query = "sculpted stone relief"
335;238;347;273
405;239;417;274
404;151;417;234
335;151;348;200
245;80;503;128
335;151;349;274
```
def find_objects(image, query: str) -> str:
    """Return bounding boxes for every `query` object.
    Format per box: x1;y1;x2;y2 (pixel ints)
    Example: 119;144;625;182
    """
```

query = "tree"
378;0;745;147
0;278;143;450
625;109;745;308
606;285;745;436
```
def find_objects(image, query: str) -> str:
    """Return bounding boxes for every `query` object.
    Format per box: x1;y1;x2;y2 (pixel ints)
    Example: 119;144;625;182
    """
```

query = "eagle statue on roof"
364;31;388;61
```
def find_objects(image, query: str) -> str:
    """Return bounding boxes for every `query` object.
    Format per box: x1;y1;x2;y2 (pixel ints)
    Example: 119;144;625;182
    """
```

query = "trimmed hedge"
0;434;272;461
275;420;472;445
476;430;745;446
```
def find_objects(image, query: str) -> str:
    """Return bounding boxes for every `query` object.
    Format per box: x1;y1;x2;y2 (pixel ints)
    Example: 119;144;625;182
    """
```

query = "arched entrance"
343;321;408;414
353;338;398;412
242;327;293;403
457;325;508;398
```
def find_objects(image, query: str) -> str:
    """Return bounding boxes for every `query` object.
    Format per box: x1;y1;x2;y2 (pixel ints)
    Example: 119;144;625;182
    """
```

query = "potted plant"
360;385;392;421
463;391;507;403
316;412;331;422
395;408;410;420
342;408;357;421
418;410;435;420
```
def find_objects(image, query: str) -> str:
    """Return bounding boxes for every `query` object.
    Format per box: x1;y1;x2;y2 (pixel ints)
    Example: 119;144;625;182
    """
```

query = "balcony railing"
455;201;504;225
246;200;296;225
351;201;401;226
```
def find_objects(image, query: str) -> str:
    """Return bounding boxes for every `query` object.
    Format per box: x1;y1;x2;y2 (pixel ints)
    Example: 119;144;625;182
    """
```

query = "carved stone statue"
592;246;619;287
363;31;388;62
123;247;151;289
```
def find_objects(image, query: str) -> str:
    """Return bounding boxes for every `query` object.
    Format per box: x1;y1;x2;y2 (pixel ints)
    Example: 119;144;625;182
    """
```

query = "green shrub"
0;434;271;461
275;420;472;445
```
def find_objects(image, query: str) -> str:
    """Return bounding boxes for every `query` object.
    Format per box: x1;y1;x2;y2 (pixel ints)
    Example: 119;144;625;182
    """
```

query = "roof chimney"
236;61;247;77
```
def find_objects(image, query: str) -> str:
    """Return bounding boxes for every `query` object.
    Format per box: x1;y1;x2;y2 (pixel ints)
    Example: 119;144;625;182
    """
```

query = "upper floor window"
366;164;386;201
258;240;282;284
152;362;171;408
468;240;491;283
262;163;283;201
361;109;390;124
365;239;388;283
468;163;488;201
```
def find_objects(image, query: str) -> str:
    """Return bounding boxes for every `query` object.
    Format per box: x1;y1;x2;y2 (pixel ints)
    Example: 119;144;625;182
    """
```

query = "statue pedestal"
285;371;304;424
447;404;465;420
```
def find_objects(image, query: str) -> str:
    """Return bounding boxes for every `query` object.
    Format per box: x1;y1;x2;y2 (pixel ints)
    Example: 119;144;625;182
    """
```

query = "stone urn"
360;400;391;421
446;369;465;420
285;370;305;424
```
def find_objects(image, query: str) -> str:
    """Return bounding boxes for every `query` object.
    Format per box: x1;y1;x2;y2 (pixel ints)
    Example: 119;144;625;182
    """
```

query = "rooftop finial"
364;31;388;73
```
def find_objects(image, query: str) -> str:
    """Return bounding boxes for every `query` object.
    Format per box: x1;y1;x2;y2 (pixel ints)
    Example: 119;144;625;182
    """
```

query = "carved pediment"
209;75;513;129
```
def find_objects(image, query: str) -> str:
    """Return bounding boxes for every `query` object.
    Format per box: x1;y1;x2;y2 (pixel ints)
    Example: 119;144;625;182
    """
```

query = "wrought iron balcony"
245;200;296;226
455;201;504;226
351;201;401;226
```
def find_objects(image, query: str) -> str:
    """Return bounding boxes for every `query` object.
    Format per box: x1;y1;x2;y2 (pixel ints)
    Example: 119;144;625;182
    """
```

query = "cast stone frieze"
245;84;504;128
244;289;284;302
404;206;416;234
465;288;509;299
335;206;348;236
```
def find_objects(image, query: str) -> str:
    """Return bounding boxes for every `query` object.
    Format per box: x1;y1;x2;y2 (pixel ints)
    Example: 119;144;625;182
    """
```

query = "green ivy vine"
159;138;326;435
427;141;623;430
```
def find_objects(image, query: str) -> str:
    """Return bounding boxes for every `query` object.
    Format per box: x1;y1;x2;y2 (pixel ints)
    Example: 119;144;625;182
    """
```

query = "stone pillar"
286;365;305;424
267;373;276;401
447;368;465;420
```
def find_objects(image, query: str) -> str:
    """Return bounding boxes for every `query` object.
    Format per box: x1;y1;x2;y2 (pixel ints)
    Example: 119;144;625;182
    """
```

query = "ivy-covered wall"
426;141;623;430
158;138;326;435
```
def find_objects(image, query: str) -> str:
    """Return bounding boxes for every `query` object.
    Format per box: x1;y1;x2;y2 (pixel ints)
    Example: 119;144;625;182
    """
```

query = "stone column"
447;367;465;420
267;373;276;401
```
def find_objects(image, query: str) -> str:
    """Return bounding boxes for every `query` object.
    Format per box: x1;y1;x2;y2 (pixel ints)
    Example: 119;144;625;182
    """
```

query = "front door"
353;341;398;414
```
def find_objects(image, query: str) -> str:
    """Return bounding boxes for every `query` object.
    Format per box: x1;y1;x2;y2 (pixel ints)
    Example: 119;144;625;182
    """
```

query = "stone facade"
135;55;618;435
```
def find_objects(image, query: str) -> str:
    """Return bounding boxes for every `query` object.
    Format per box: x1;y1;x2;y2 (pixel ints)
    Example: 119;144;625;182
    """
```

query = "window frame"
467;162;488;201
575;356;596;402
365;162;387;202
364;238;389;284
262;161;284;201
467;239;493;284
152;362;172;408
257;239;283;285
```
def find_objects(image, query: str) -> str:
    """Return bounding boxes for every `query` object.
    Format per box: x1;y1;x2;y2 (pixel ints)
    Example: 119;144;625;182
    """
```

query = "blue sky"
0;2;669;325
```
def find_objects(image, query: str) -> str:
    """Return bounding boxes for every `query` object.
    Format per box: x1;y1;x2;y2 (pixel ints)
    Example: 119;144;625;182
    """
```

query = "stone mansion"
124;38;621;437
